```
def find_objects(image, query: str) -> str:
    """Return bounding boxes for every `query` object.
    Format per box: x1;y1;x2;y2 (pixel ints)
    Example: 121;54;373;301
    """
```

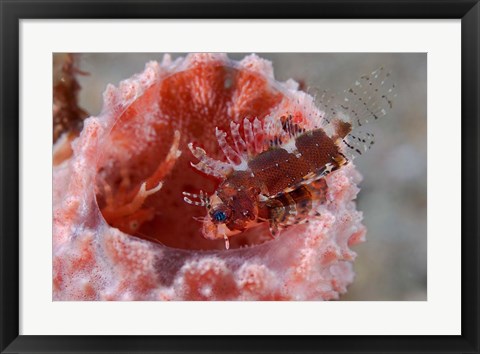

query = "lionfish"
183;67;395;249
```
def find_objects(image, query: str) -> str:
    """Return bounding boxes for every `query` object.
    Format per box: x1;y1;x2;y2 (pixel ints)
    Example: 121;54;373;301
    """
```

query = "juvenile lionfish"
183;67;395;249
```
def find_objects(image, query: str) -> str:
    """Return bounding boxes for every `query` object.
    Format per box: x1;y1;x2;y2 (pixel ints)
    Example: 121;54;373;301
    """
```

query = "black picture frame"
1;1;478;353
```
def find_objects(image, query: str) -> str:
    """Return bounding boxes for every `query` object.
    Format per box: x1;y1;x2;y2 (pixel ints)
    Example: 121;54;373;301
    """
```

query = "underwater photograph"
52;53;427;301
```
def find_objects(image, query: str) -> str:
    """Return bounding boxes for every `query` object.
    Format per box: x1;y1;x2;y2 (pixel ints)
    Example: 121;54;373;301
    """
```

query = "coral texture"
53;53;366;300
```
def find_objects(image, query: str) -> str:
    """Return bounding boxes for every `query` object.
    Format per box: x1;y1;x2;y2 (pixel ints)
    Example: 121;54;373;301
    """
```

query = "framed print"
1;0;479;353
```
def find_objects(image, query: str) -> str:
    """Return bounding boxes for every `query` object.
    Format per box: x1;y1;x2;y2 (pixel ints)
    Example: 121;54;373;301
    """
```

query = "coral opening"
95;58;285;250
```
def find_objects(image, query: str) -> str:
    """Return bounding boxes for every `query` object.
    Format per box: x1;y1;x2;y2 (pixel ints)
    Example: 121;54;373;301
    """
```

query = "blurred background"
69;53;427;301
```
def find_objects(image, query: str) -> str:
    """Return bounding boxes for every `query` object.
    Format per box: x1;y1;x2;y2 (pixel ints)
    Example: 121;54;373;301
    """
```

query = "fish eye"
212;210;227;222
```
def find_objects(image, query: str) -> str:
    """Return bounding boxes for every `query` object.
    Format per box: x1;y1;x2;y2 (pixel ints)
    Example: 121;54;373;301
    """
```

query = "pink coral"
53;53;366;300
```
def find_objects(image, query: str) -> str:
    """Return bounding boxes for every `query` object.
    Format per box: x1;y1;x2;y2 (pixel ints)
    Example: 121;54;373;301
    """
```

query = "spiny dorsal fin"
281;114;306;140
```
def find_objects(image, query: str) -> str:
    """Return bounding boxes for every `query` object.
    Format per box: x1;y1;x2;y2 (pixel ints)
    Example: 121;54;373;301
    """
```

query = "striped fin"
265;181;328;237
339;67;396;128
215;127;245;166
189;117;274;180
313;67;396;161
341;130;375;161
315;67;396;130
312;88;338;127
281;114;306;140
243;117;266;157
188;143;233;179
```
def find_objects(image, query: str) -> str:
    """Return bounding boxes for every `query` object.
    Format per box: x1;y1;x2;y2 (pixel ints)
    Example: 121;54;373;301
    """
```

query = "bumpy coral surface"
53;53;366;300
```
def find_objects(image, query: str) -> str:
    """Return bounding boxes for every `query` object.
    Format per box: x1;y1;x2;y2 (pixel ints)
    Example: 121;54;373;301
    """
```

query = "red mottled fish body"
248;128;346;196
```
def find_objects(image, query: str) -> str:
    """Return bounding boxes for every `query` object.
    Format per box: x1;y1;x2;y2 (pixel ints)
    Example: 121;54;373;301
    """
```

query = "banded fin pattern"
315;67;395;129
188;117;263;178
341;67;395;128
188;143;233;178
262;179;328;237
341;130;375;161
190;116;300;179
314;67;396;161
183;190;210;207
